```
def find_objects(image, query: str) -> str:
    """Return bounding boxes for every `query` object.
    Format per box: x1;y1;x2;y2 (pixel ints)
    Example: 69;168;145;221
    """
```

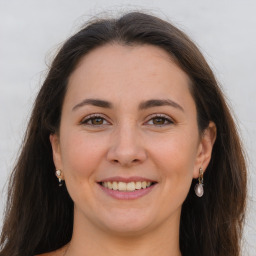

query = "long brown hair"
0;12;247;256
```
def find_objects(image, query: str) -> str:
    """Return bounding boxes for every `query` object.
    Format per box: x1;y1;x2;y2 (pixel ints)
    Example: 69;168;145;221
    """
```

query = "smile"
98;177;157;200
100;181;153;192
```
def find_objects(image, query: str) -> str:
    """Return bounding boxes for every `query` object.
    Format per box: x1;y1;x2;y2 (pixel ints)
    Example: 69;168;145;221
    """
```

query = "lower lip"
98;183;156;200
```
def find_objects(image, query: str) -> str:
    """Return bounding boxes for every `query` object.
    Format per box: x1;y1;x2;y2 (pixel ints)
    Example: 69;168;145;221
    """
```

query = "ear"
193;121;217;178
49;133;64;179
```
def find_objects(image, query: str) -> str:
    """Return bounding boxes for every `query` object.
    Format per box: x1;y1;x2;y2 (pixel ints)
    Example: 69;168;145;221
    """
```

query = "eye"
145;114;174;127
80;114;110;126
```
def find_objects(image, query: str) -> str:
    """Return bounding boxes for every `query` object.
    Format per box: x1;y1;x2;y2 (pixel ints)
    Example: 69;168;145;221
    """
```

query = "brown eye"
91;117;104;125
152;117;166;125
146;115;173;127
81;115;109;126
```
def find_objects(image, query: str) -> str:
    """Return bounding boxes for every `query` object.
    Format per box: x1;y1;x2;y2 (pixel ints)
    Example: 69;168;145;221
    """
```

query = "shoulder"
35;252;61;256
35;246;66;256
35;252;58;256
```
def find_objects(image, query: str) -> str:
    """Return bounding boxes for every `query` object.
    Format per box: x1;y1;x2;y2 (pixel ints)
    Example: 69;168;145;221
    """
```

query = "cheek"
60;130;106;179
152;132;198;169
149;131;198;191
59;131;108;206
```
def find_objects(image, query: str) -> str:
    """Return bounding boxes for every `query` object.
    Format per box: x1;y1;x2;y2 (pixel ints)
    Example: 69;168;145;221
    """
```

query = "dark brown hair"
0;12;247;256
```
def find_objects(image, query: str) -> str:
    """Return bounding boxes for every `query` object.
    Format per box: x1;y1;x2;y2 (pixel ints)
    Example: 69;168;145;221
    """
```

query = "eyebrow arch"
72;98;113;111
72;98;184;112
139;99;184;112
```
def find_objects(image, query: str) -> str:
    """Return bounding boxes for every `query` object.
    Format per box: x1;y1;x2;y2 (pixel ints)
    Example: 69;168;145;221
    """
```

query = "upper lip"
98;176;157;183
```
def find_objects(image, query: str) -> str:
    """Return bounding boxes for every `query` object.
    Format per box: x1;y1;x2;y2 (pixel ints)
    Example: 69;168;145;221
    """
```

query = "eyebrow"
139;99;184;112
72;98;184;112
72;99;113;111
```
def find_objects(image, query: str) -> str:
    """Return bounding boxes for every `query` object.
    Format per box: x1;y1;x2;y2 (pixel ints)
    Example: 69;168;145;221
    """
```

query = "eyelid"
79;113;174;127
144;113;174;126
80;113;111;125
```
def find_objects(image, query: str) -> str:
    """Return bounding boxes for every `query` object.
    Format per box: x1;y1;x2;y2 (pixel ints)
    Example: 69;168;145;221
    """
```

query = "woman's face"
51;44;215;235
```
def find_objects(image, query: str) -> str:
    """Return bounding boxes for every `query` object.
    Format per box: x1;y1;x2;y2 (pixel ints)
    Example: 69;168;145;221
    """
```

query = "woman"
0;12;247;256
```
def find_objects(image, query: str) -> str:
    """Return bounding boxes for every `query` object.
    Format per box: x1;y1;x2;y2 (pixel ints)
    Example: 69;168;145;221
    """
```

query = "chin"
95;208;156;235
103;222;153;237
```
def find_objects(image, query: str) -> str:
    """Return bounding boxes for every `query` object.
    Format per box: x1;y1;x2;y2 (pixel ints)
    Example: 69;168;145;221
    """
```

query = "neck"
65;209;182;256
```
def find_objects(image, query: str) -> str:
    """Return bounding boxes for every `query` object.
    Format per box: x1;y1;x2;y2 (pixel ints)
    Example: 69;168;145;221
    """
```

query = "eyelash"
80;114;110;126
144;114;174;127
80;113;174;127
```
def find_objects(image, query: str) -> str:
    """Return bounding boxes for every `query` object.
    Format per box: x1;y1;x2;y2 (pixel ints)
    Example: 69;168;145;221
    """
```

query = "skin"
49;44;216;256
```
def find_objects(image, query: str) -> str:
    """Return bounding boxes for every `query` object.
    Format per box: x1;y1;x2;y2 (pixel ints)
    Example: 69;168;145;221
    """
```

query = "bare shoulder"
35;252;59;256
35;245;67;256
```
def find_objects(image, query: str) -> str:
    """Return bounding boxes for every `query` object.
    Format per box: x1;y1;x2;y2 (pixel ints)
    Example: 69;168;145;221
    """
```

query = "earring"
194;167;204;197
55;169;63;187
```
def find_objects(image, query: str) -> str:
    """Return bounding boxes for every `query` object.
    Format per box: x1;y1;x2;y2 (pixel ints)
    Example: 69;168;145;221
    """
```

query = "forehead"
66;44;194;109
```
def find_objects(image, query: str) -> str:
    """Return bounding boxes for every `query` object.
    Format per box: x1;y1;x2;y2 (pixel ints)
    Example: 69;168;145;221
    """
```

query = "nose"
106;124;147;167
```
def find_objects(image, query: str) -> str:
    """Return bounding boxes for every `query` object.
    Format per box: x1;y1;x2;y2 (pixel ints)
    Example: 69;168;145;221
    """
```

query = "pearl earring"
55;169;63;187
194;167;204;197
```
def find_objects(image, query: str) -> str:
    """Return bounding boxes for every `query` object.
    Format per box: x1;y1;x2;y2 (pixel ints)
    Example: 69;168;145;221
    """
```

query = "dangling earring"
194;167;204;197
55;169;63;187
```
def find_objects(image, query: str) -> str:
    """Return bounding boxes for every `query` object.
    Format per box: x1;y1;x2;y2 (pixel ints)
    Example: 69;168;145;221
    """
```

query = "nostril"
111;158;140;166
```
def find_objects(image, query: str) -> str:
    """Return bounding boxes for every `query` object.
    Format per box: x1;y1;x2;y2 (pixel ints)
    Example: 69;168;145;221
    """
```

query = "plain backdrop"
0;0;255;254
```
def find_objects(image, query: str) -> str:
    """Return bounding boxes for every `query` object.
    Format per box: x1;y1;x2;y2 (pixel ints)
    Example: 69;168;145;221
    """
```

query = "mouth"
98;181;157;192
97;176;158;199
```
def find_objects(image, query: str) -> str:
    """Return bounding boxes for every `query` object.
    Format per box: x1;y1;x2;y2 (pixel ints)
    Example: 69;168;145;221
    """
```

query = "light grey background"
0;0;255;255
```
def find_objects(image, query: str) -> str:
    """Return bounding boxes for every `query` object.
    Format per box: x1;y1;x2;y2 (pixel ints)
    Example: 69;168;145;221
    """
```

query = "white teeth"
101;181;153;191
107;181;113;189
141;181;147;189
112;181;118;190
135;181;142;189
118;182;126;191
127;182;136;191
